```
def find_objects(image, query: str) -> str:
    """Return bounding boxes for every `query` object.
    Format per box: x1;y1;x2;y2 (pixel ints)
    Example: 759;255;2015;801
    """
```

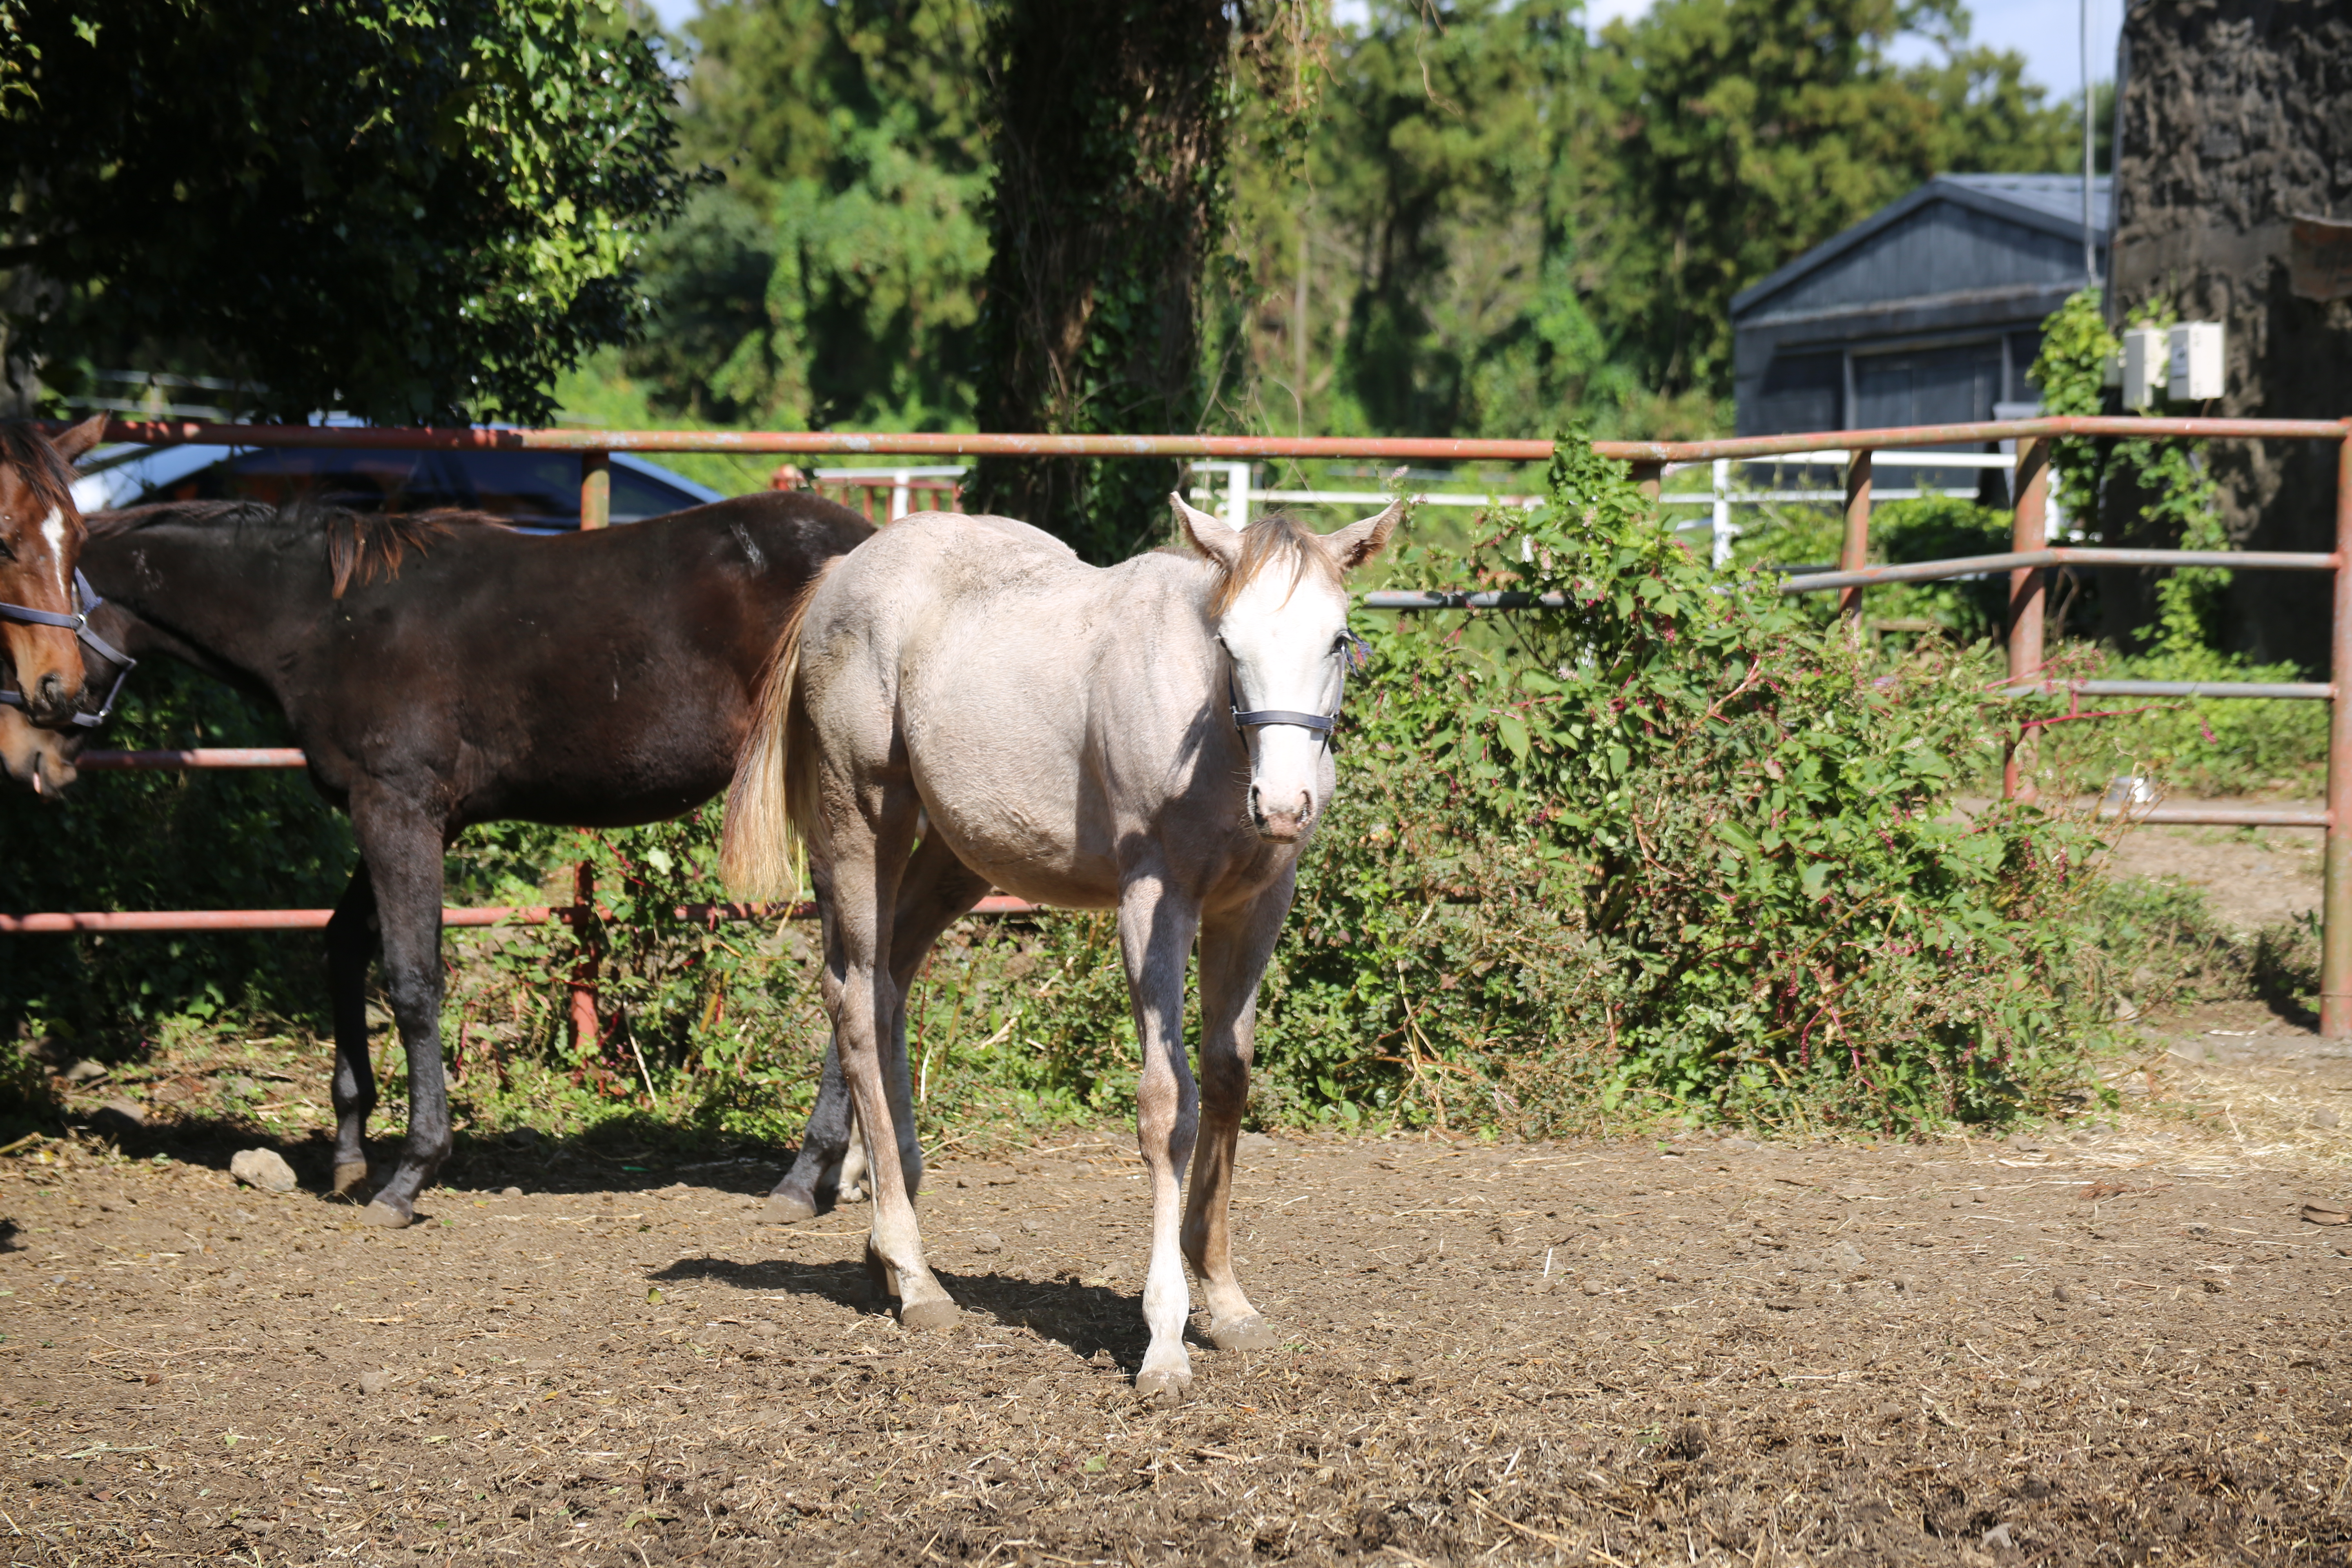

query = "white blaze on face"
1169;490;1403;844
1216;556;1349;842
38;506;69;601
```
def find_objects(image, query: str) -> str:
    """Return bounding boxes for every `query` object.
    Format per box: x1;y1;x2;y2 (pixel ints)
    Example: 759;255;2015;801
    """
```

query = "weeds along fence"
10;415;2352;1042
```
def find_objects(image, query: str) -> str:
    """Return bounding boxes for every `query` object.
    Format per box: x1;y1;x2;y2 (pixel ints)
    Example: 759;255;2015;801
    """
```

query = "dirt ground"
2103;817;2325;935
6;1029;2352;1568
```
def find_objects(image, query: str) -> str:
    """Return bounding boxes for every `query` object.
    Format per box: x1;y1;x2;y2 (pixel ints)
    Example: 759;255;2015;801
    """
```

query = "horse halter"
0;570;138;728
1227;628;1370;748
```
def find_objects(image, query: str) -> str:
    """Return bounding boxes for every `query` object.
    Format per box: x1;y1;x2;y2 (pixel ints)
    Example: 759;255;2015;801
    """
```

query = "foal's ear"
1322;497;1405;572
50;412;111;464
1169;492;1244;572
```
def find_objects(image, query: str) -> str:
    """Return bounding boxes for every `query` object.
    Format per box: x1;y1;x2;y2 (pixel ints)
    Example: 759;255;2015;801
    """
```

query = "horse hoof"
761;1192;818;1225
361;1198;413;1229
1208;1314;1278;1352
899;1299;961;1332
330;1162;372;1199
1135;1369;1191;1406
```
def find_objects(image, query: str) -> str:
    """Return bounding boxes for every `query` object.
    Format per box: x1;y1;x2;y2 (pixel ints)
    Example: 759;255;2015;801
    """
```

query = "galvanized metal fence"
10;415;2352;1036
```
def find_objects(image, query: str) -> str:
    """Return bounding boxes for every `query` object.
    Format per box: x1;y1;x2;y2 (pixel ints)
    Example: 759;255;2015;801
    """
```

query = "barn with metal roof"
1730;174;2109;439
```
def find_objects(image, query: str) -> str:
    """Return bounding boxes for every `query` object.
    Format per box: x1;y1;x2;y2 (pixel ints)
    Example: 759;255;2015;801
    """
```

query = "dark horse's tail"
719;559;838;900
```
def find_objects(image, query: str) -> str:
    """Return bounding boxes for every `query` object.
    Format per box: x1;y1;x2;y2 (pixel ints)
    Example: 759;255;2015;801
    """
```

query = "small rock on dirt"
359;1369;394;1396
501;1186;523;1199
2314;1108;2341;1129
230;1149;298;1194
62;1059;108;1085
972;1231;1004;1254
1982;1522;2016;1551
93;1098;145;1130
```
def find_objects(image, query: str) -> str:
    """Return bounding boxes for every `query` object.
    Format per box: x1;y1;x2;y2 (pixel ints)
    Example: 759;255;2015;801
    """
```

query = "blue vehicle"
69;441;722;531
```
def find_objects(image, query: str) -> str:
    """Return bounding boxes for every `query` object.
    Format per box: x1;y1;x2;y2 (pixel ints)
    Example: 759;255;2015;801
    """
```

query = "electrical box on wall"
2168;321;2225;401
2120;327;2167;408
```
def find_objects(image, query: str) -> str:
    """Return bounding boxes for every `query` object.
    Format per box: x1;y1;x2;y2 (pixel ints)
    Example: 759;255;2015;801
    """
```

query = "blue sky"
1581;0;2119;95
642;0;2119;100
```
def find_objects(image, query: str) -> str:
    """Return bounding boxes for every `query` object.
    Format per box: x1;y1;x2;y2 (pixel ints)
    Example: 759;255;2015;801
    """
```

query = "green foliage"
1208;0;2083;439
1330;439;2114;1126
2077;874;2245;1014
2028;287;2326;796
1584;0;2076;399
639;0;993;430
1250;0;1621;440
964;0;1265;561
4;0;698;425
0;666;356;1047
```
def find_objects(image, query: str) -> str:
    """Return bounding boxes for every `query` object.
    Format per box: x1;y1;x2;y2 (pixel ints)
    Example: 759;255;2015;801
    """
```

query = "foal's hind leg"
325;865;380;1199
1183;881;1294;1352
817;775;959;1328
767;833;989;1223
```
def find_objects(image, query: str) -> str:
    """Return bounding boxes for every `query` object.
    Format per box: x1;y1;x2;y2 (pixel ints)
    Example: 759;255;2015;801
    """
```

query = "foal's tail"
720;562;835;900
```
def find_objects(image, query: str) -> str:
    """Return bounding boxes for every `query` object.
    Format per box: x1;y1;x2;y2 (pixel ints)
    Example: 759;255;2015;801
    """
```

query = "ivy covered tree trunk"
969;0;1235;562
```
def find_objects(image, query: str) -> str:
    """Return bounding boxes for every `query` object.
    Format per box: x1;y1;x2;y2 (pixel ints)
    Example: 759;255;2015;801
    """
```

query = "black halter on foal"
0;570;138;728
1227;628;1369;746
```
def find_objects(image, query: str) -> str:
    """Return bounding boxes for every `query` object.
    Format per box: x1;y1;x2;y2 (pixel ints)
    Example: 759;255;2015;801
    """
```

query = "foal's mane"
0;422;85;522
1198;511;1345;616
90;500;510;598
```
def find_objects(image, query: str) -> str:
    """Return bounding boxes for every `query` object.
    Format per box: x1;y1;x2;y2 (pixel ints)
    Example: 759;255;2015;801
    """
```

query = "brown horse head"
0;414;107;723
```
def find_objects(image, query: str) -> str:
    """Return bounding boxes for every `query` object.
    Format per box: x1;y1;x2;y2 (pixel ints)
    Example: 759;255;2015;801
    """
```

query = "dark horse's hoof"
762;1191;819;1225
330;1162;372;1200
361;1196;414;1229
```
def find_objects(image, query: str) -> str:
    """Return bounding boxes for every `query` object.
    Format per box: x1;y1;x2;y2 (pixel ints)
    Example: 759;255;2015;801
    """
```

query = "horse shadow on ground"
46;1104;805;1218
649;1254;1176;1369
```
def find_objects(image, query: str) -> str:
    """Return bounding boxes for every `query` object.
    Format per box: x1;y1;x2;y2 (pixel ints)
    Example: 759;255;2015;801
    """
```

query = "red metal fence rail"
15;416;2352;1036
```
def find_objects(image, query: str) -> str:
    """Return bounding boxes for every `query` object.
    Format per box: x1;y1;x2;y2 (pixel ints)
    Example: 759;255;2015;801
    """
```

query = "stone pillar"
2108;1;2352;673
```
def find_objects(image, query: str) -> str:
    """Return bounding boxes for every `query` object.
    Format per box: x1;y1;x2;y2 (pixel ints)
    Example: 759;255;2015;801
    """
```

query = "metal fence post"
1839;449;1873;627
580;450;611;530
2323;434;2352;1037
567;860;601;1059
2005;437;2051;802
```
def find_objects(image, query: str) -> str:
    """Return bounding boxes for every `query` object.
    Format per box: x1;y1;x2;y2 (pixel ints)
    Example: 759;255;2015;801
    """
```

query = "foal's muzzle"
1249;784;1313;843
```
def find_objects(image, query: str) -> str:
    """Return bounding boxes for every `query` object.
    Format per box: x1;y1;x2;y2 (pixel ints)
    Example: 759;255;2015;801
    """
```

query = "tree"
0;0;698;425
1590;0;2075;399
962;0;1246;560
1305;0;1617;439
630;0;993;430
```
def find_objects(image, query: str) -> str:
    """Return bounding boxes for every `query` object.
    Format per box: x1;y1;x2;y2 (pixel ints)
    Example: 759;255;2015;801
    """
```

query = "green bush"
0;663;357;1050
7;441;2137;1140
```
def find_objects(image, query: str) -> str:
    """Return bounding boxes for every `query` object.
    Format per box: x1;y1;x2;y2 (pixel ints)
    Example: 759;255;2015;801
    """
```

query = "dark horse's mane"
90;499;512;599
0;421;86;521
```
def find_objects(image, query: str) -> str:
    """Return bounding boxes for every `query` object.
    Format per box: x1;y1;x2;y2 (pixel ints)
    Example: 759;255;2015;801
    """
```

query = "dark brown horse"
9;492;872;1225
0;415;110;726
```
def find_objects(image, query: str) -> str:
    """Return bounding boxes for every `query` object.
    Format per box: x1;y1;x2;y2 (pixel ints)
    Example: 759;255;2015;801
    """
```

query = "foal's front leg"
349;800;457;1228
1183;881;1293;1351
1120;870;1205;1401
